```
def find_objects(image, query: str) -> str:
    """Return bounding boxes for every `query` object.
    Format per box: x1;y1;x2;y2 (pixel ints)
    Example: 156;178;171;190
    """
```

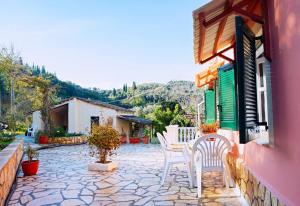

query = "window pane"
261;92;266;122
259;63;264;87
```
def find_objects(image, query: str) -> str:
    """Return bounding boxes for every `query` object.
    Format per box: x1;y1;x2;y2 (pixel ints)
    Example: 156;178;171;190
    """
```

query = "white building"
32;97;152;137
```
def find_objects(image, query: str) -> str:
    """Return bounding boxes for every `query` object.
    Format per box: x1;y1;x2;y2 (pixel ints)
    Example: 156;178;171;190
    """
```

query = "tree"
29;77;56;135
146;102;192;134
132;81;137;91
112;88;116;97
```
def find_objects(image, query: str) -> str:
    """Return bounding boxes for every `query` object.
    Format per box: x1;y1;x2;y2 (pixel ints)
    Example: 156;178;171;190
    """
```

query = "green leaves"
87;124;120;163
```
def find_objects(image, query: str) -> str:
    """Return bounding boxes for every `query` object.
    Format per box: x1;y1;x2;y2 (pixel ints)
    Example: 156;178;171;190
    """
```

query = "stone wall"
47;136;87;145
227;153;285;206
0;139;23;206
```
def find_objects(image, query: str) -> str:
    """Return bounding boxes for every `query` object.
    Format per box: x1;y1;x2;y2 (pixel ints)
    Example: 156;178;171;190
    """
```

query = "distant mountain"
29;66;203;115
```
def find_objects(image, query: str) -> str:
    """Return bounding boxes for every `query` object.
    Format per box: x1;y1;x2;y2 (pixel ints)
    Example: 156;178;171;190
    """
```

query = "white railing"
178;127;197;143
165;125;197;144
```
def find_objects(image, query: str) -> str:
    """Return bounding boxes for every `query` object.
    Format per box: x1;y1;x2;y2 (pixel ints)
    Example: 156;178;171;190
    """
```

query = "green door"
204;89;216;124
218;64;238;130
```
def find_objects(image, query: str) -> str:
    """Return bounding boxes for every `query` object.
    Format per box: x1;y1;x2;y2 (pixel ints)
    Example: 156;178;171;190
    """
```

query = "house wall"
115;118;131;138
68;98;132;135
241;1;300;205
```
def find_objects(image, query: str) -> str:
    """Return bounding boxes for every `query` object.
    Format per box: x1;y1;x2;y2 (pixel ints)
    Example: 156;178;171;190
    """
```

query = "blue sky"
0;0;209;89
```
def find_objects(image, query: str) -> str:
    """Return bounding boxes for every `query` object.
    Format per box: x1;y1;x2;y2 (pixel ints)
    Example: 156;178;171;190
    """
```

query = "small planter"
21;160;39;176
120;136;127;144
142;136;149;144
129;137;140;144
88;162;117;172
39;135;48;144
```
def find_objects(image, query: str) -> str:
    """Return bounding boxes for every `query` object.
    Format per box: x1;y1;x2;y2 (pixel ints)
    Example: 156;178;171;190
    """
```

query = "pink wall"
243;0;300;205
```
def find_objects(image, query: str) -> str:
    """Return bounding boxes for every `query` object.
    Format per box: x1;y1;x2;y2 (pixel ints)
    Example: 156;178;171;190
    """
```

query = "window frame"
249;49;274;146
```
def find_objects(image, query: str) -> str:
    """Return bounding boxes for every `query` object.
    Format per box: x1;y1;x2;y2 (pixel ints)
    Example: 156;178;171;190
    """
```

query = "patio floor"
8;144;247;206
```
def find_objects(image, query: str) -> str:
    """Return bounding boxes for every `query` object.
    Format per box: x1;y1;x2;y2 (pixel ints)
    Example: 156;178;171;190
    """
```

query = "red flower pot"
120;136;127;144
21;160;39;176
129;137;140;144
142;137;149;144
39;135;48;144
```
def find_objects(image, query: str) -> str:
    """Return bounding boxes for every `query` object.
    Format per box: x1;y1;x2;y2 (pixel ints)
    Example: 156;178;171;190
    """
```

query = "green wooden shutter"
218;64;238;130
235;16;259;144
204;89;216;124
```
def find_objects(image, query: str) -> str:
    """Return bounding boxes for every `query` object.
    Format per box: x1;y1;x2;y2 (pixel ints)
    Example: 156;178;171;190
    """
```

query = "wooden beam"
198;13;206;63
219;53;235;62
200;45;234;64
203;0;251;27
213;0;234;53
233;7;264;24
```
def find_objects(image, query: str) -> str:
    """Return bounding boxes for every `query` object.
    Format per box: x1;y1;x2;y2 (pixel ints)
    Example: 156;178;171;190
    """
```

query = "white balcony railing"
166;125;197;144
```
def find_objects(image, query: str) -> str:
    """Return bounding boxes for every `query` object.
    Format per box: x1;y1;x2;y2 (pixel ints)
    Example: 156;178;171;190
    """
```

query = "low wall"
47;136;87;145
0;139;23;206
227;153;285;206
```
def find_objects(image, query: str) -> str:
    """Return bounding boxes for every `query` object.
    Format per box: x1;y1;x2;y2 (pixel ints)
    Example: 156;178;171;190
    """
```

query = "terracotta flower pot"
21;160;39;176
39;135;48;144
129;137;140;144
120;136;127;144
142;137;149;144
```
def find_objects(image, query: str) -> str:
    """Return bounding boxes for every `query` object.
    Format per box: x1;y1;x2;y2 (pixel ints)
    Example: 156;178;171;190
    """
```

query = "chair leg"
186;162;193;187
161;161;169;185
195;164;202;198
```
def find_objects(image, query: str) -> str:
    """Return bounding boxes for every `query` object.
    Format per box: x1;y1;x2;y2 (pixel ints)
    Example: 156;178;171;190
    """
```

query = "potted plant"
119;128;127;144
129;136;140;144
21;144;39;176
87;124;120;171
37;131;49;144
142;136;149;144
200;122;219;141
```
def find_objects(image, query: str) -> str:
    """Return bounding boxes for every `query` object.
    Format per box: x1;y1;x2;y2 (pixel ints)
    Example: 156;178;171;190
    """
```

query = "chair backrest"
157;133;168;150
192;134;231;169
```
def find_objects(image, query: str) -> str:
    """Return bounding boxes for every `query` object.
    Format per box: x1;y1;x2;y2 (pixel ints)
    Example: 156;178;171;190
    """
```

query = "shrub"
87;124;120;164
25;144;39;162
50;127;66;137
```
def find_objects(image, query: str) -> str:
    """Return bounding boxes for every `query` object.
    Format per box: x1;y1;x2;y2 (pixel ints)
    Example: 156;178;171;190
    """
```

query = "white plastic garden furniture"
157;133;192;186
190;134;232;197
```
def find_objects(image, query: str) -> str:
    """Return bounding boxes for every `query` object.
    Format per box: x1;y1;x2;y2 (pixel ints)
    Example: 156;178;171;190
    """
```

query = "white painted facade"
32;98;133;136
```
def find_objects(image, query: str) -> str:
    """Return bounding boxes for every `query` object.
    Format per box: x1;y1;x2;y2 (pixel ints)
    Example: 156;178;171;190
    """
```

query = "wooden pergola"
193;0;271;65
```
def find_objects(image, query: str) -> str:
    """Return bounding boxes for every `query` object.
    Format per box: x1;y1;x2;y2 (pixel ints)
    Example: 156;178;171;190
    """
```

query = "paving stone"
7;144;245;206
20;195;33;204
134;195;155;205
62;189;80;198
61;199;85;206
27;194;63;206
80;195;94;204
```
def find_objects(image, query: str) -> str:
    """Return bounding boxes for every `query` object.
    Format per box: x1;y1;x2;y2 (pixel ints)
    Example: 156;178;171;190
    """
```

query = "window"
235;16;273;145
257;60;268;123
91;116;99;129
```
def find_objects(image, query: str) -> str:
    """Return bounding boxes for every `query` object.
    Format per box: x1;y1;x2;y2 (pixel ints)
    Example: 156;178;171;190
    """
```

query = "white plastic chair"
190;134;232;197
157;133;192;186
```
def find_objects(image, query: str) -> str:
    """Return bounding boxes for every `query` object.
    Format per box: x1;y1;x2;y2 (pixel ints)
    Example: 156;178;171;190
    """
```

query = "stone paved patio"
8;144;247;206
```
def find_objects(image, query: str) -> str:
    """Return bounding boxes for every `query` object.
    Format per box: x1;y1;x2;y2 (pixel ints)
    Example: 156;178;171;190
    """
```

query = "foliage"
50;127;66;137
200;122;219;134
0;134;15;150
146;102;193;134
30;77;56;135
50;127;82;138
87;124;120;164
25;144;39;162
